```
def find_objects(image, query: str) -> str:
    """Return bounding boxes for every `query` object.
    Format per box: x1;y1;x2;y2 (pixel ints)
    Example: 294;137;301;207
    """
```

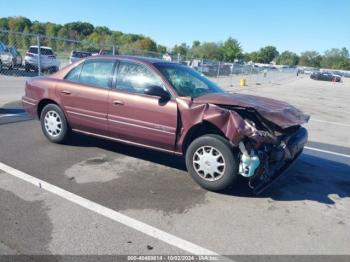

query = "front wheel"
40;104;70;143
185;134;238;191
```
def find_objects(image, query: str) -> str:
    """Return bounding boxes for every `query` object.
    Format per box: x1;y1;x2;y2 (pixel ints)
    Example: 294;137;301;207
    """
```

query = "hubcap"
44;110;62;137
193;146;226;181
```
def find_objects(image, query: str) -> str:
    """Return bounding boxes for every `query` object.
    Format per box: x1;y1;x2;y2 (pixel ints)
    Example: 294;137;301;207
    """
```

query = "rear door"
107;60;178;151
56;59;116;135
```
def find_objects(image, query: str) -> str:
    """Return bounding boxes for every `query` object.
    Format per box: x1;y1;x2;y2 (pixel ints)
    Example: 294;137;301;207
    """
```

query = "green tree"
0;18;9;43
222;37;243;62
276;51;299;66
173;43;189;56
8;17;31;47
244;51;259;62
257;46;279;63
0;17;9;30
191;42;223;60
64;22;94;38
321;48;350;69
192;40;200;48
157;44;167;53
22;25;31;49
134;37;157;51
299;51;322;68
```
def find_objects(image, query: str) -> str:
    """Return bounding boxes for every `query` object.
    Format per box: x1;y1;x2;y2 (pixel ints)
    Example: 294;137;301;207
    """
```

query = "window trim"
113;59;173;99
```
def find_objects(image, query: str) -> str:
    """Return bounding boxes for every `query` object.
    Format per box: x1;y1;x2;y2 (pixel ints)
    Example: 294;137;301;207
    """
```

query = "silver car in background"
24;46;59;73
0;46;23;69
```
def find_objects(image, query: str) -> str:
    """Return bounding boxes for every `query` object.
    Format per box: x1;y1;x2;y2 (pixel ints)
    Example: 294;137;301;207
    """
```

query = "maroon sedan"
22;56;309;193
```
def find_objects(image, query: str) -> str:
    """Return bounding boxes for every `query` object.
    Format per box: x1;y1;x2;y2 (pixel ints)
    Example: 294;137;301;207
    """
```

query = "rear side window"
28;47;38;54
41;48;54;56
65;63;83;82
79;60;115;88
28;47;54;55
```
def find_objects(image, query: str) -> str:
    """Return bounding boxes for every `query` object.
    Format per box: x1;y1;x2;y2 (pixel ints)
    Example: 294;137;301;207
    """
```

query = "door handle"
61;90;71;95
113;100;124;105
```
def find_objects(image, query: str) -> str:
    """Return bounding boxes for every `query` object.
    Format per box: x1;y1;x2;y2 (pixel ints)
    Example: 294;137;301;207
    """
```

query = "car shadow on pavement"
66;133;187;171
66;133;350;205
222;153;350;205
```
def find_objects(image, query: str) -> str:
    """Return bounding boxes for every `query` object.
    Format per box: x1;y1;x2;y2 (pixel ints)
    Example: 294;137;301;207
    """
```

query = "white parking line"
0;162;218;256
305;146;350;158
311;118;350;127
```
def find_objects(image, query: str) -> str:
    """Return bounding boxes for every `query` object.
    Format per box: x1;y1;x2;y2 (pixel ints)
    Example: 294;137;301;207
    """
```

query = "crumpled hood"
193;93;310;129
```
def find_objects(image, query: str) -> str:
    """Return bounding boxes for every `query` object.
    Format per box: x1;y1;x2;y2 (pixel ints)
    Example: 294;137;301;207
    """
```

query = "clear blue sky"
1;0;349;54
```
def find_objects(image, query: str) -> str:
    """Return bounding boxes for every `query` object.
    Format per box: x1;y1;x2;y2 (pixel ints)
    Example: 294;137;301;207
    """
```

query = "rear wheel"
40;104;70;143
185;134;238;191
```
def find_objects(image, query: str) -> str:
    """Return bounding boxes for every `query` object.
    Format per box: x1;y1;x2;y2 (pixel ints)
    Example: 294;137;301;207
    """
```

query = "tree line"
0;16;166;54
1;16;349;70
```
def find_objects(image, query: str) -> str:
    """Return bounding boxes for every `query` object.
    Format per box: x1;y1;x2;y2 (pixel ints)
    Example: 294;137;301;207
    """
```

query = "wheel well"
37;99;58;119
182;121;227;154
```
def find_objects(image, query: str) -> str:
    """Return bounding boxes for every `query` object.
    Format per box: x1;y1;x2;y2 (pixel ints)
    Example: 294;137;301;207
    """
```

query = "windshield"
154;63;224;97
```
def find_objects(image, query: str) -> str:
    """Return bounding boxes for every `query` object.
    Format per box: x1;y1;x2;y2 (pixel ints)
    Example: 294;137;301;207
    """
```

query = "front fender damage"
176;97;277;148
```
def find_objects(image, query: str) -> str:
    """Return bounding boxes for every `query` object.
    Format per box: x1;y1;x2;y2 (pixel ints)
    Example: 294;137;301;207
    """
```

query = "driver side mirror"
144;86;170;101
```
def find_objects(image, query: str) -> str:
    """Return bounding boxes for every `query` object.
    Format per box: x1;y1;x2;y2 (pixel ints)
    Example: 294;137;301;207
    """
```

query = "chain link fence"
0;29;298;87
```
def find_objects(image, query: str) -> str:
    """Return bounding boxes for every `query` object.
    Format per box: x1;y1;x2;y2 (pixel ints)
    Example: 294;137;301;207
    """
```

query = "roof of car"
29;46;52;49
85;55;177;65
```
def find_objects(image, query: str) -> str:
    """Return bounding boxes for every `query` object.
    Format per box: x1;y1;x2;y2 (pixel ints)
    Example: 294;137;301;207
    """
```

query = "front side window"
79;60;115;88
116;61;165;94
154;63;224;97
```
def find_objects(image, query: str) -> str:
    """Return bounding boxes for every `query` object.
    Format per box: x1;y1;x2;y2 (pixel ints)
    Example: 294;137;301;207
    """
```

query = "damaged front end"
237;126;308;194
218;103;309;194
177;94;309;194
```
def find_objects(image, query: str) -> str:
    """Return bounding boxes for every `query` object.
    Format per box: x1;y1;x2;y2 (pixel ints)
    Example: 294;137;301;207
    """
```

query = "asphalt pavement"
0;75;349;257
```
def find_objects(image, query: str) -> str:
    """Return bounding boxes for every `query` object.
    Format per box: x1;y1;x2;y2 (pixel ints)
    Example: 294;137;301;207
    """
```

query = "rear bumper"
24;57;59;69
250;127;308;194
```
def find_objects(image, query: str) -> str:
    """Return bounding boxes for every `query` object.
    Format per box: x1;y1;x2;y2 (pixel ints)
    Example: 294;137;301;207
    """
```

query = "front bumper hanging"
248;127;308;195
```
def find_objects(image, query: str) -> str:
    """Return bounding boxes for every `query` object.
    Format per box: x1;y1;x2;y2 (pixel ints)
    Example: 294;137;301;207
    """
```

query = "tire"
0;60;2;72
40;104;70;143
185;134;238;191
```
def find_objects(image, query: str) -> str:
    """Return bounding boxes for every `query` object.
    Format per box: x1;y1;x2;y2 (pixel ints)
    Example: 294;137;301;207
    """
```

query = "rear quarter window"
65;63;83;82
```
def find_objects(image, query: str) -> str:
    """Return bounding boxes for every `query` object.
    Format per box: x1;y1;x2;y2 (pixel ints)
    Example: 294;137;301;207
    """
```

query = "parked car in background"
92;48;114;56
0;41;9;70
310;72;341;82
0;46;22;69
24;46;59;73
22;56;309;194
69;50;91;64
